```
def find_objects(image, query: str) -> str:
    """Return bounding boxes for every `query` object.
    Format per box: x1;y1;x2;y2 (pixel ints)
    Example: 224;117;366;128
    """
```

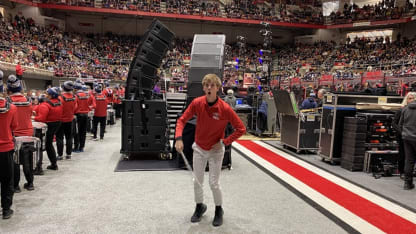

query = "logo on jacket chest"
212;112;220;120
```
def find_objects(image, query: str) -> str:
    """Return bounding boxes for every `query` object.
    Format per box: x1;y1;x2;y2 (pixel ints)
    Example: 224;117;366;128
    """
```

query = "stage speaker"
126;19;175;101
190;34;225;69
186;81;204;97
188;68;223;83
188;34;225;83
121;125;168;153
148;20;175;45
122;99;167;126
129;59;158;78
135;44;166;67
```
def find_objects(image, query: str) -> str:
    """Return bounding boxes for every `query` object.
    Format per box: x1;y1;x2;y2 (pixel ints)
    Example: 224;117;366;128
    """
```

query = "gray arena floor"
1;121;348;234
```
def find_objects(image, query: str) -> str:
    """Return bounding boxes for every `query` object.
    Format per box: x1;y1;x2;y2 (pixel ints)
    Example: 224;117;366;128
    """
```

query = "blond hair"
402;92;416;106
202;74;222;88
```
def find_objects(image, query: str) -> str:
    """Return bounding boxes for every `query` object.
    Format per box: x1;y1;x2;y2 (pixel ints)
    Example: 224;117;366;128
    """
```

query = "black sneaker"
57;156;63;160
212;206;224;227
24;183;34;191
190;203;207;223
66;155;71;160
404;183;415;190
2;209;13;219
14;186;21;193
33;168;44;175
46;164;58;170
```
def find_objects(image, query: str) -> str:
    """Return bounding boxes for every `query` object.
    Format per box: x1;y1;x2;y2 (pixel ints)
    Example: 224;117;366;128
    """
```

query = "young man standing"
175;74;246;227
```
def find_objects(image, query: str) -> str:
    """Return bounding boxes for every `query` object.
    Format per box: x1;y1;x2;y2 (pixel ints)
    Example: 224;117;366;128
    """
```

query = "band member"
92;85;108;141
73;83;94;153
56;81;77;160
0;76;18;219
7;75;35;191
34;87;63;170
103;81;113;106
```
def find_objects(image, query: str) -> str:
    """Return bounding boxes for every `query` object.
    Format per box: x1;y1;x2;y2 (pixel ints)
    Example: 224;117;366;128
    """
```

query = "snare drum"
14;136;41;170
32;121;47;151
107;109;115;125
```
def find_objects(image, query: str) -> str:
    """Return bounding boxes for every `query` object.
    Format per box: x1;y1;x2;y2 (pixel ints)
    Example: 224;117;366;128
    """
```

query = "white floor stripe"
252;141;416;224
234;142;384;234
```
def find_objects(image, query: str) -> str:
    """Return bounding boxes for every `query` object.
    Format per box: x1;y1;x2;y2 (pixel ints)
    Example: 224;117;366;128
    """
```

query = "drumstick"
178;151;203;189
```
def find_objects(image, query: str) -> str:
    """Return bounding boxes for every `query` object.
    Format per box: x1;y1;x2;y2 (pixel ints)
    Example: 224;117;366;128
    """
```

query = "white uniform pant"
192;142;224;206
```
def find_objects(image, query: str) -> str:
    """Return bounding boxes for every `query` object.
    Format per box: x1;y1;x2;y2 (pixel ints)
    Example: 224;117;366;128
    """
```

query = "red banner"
291;77;300;85
320;74;333;81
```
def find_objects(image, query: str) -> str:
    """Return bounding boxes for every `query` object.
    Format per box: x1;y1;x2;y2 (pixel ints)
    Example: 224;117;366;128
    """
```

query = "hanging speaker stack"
186;34;226;104
122;20;174;156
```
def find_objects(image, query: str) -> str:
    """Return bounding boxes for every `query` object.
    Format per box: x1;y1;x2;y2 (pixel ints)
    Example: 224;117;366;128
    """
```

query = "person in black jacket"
399;93;416;190
392;92;416;179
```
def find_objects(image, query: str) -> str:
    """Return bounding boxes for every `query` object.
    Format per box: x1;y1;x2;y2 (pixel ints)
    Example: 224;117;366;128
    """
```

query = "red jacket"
175;96;246;150
0;99;18;152
93;93;108;117
113;90;121;104
9;94;33;137
59;92;77;122
34;98;63;123
16;64;24;75
120;88;125;99
75;91;94;114
103;88;113;104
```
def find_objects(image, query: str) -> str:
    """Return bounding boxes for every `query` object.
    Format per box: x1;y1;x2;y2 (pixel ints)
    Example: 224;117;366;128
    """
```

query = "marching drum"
14;136;41;170
107;108;115;125
32;121;47;151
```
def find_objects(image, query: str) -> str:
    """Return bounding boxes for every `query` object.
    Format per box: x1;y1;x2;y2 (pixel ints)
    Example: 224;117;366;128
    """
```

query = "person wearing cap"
56;81;77;160
102;81;113;106
91;85;108;141
0;78;19;219
73;83;94;153
300;91;317;110
224;89;236;109
6;75;36;191
34;87;63;170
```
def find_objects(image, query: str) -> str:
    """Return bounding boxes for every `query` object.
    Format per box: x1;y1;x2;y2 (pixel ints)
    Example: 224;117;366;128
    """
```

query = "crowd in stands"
41;0;325;24
274;35;416;84
0;15;135;80
39;0;416;25
327;0;415;24
2;12;416;87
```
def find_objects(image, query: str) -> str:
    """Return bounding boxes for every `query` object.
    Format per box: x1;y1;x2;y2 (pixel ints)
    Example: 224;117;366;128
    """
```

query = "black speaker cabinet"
187;82;204;97
135;44;165;67
122;99;167;126
129;68;155;91
148;20;175;45
121;125;167;153
129;59;158;78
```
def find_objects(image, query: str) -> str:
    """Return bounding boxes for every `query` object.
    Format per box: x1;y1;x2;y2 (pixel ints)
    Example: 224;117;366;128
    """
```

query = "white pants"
192;142;225;206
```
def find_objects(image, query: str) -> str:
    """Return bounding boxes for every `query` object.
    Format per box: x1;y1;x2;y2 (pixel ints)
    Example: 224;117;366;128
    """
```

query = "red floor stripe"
237;140;416;234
